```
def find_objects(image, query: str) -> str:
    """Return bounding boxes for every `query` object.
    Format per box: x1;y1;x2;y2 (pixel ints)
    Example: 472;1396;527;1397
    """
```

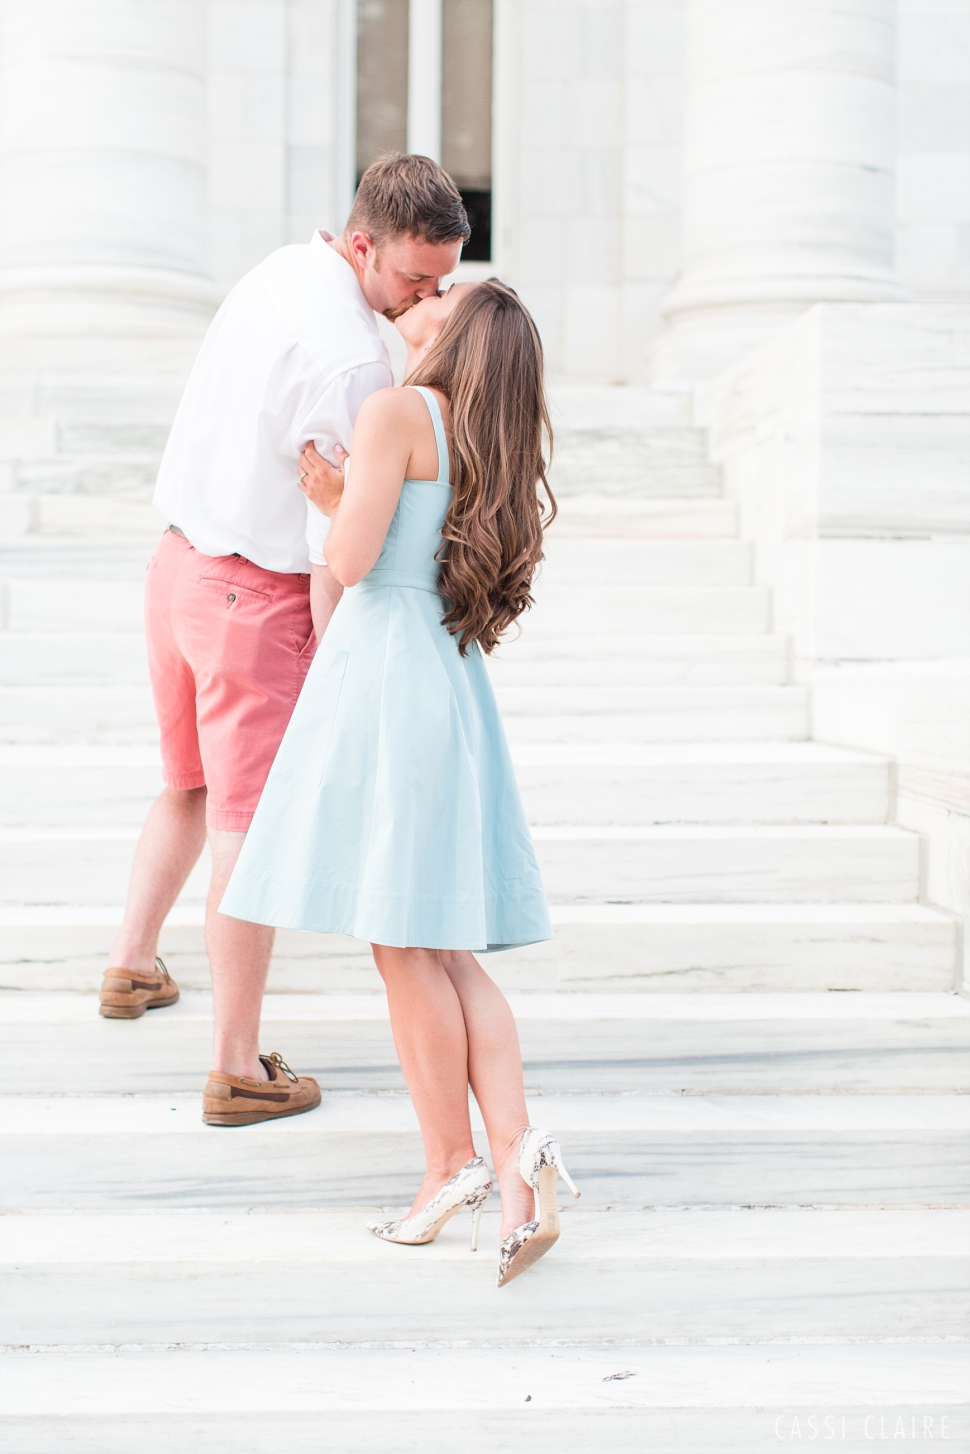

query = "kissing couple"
100;153;579;1287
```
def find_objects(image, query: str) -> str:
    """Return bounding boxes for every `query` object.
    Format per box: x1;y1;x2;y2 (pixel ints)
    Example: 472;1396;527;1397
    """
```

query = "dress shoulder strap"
409;385;450;483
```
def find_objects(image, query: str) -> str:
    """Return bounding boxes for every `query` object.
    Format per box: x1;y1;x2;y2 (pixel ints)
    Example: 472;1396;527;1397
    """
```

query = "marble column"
652;0;907;381
408;0;443;161
0;0;216;393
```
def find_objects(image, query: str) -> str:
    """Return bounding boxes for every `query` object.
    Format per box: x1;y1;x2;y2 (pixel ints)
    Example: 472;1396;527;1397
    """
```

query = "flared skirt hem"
219;873;553;954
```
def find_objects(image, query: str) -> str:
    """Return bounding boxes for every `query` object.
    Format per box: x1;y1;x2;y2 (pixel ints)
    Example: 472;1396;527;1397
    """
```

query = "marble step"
13;454;161;495
489;634;791;686
8;418;718;499
0;632;154;686
2;904;957;994
500;686;808;742
5;1344;965;1454
550;493;739;537
1;578;147;632
0;629;793;690
0;540;156;586
524;585;770;637
1;630;793;687
4;992;968;1095
0;492;741;546
549;426;720;498
0;824;919;906
515;743;888;823
4;1207;967;1347
0;684;811;745
0;538;754;598
547;385;693;429
531;825;918;902
0;686;161;743
0;742;890;828
538;537;752;586
0;577;772;637
4;1087;968;1207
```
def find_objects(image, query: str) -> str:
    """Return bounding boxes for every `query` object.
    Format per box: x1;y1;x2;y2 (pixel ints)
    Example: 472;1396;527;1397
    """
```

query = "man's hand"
298;441;348;517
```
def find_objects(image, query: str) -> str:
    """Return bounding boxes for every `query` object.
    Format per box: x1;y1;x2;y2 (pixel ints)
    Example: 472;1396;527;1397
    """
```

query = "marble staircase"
0;405;966;1449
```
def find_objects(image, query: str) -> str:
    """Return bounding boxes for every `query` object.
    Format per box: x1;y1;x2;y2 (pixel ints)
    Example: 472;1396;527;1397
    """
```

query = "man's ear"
350;230;376;266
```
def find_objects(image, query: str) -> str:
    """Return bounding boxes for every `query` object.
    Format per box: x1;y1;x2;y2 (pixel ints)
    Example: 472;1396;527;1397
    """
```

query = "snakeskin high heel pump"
367;1157;493;1250
497;1127;580;1287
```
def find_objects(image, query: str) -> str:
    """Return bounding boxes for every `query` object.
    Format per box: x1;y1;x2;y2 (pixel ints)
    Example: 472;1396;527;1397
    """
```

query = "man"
98;154;469;1126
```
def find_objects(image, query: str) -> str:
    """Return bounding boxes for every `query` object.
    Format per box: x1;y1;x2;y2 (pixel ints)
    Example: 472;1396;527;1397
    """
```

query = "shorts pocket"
197;576;271;610
279;646;349;787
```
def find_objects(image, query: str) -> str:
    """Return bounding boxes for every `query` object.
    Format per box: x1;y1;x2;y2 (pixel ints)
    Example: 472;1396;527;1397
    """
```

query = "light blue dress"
221;387;552;953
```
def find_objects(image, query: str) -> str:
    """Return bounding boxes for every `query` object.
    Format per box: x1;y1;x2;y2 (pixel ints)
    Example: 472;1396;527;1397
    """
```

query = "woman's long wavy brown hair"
408;280;556;655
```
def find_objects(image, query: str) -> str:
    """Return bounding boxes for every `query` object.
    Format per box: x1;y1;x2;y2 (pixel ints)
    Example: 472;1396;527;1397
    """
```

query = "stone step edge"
0;740;883;768
0;824;915;844
6;1093;969;1136
2;990;966;1023
2;1343;965;1416
0;902;954;928
5;1207;967;1264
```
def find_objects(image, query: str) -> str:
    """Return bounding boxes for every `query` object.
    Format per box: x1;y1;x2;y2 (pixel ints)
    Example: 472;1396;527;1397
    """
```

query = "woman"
220;280;579;1286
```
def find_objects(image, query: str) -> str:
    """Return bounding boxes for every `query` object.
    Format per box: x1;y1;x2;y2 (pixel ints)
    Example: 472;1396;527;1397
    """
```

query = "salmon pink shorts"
145;529;317;830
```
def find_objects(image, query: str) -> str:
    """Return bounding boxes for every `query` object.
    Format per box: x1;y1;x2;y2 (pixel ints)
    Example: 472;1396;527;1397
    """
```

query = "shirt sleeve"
299;358;391;566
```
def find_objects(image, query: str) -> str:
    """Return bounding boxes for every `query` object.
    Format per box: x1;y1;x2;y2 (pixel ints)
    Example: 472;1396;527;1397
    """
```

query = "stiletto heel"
497;1127;581;1288
555;1155;581;1201
367;1157;492;1247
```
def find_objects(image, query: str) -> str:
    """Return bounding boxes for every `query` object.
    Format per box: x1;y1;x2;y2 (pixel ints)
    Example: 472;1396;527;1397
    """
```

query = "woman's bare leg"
438;951;534;1237
371;944;478;1216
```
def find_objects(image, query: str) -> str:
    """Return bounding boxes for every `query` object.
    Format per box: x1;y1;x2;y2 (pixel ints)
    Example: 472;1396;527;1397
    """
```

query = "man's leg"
184;553;319;1119
105;528;208;1006
107;786;208;973
201;826;319;1125
206;828;274;1080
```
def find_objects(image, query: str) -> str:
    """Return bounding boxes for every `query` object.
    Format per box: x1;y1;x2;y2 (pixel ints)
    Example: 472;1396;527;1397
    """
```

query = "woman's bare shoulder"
357;386;431;425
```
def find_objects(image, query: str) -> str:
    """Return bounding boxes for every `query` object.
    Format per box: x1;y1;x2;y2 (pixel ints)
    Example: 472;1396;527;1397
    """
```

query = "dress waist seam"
358;571;441;595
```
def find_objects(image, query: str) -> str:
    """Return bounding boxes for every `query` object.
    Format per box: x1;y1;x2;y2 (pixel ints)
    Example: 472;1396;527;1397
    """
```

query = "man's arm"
309;563;344;641
298;360;392;568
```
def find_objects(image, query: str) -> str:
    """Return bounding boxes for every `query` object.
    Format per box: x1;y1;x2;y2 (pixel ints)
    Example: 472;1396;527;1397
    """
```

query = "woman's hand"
298;441;349;517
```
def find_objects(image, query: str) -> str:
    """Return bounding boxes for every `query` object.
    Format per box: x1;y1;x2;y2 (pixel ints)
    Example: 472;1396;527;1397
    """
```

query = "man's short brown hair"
345;153;471;247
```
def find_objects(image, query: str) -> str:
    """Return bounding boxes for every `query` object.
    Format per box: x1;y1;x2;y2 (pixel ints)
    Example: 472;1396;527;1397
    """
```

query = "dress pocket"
279;645;349;786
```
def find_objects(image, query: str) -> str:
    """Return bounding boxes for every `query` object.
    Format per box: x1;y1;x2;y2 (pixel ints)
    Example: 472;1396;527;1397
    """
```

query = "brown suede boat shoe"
99;956;180;1019
202;1052;321;1127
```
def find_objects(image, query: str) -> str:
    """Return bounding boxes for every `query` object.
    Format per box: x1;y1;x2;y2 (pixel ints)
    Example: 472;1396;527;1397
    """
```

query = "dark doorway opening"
460;189;491;262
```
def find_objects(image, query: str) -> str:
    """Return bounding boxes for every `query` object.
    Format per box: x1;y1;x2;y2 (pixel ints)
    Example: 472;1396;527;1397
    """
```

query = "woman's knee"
439;949;484;981
372;944;440;981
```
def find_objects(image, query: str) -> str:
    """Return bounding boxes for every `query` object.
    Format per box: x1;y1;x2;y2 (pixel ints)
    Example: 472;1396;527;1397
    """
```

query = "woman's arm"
317;390;418;588
299;443;347;518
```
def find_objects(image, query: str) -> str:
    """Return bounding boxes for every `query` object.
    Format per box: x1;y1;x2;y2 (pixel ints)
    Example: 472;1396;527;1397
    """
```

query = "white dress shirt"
153;232;392;574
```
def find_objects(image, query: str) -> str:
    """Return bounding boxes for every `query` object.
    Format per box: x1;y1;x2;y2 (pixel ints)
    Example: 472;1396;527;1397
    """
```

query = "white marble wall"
702;302;970;954
3;0;968;391
495;0;687;383
895;0;970;304
650;0;909;382
206;0;355;298
0;0;217;384
703;303;970;664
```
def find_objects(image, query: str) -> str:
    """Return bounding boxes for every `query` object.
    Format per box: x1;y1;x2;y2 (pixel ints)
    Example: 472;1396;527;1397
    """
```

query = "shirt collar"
309;230;373;316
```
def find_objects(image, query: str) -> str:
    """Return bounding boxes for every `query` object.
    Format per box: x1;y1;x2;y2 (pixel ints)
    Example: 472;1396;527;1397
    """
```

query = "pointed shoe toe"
366;1158;492;1249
